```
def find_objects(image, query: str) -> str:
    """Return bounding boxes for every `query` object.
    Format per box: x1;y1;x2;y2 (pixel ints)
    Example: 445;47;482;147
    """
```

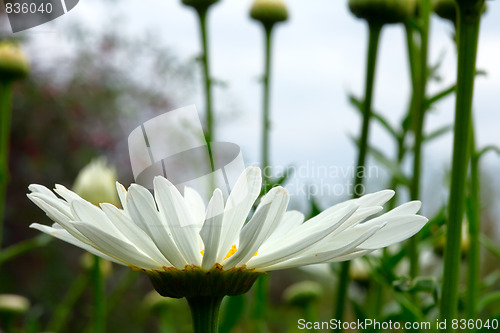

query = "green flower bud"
73;158;120;207
0;294;30;315
250;0;289;28
348;0;417;25
433;0;486;24
181;0;219;12
283;281;323;307
349;258;371;283
0;42;29;82
80;253;113;277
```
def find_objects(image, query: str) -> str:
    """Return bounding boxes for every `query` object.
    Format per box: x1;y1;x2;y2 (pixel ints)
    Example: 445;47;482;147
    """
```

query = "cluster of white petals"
29;167;427;272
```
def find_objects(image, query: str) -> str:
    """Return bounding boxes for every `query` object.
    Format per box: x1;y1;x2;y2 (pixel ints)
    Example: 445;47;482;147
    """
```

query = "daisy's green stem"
196;8;215;172
466;120;480;319
187;296;223;333
261;25;273;185
334;21;382;330
440;0;483;326
408;0;431;279
0;80;13;254
92;255;106;333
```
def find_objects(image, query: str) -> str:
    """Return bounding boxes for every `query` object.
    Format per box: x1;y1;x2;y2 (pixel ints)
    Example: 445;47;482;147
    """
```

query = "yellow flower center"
200;244;258;260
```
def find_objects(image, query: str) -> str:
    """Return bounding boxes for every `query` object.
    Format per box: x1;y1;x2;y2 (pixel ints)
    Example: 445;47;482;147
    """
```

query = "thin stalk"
253;271;269;332
408;0;431;279
440;0;483;326
261;25;273;186
334;21;382;331
92;255;106;333
48;272;89;332
186;296;223;333
251;24;275;332
466;121;480;318
0;234;51;265
0;81;13;254
196;8;215;172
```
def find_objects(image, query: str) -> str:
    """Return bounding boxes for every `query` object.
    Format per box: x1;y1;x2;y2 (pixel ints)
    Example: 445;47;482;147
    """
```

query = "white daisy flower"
28;167;427;298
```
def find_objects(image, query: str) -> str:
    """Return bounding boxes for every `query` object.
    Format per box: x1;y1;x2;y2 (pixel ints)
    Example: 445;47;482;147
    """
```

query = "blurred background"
1;0;499;332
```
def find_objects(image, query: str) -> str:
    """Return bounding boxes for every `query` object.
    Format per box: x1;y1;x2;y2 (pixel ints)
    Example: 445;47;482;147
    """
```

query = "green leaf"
476;145;500;160
348;94;400;140
425;84;456;108
367;144;409;186
423;124;453;142
477;291;500;313
480;234;500;260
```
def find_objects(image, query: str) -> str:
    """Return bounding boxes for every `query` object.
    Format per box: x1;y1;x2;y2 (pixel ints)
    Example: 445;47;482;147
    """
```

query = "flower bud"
80;253;113;277
0;294;30;315
433;0;486;24
283;281;323;307
73;158;120;207
348;0;417;24
349;258;371;284
181;0;219;12
432;0;457;23
250;0;288;28
0;42;29;82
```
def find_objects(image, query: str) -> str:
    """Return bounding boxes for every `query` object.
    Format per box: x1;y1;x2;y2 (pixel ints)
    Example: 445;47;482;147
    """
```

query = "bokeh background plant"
1;0;500;332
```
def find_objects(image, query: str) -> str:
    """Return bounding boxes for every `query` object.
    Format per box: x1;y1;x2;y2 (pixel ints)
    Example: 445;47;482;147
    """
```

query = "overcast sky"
11;0;500;214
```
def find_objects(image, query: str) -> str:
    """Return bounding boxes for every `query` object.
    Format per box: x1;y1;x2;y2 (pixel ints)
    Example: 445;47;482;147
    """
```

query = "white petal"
99;203;171;266
223;187;289;269
217;167;262;262
27;194;87;243
260;224;383;271
71;200;122;236
154;177;202;266
247;204;357;269
199;189;224;269
73;222;164;270
116;182;128;211
357;215;428;249
265;210;304;243
184;186;206;228
54;184;83;203
28;184;58;198
30;223;122;265
126;184;187;268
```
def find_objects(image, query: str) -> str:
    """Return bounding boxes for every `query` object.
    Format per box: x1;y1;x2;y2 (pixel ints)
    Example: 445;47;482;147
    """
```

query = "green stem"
92;256;106;333
0;80;13;254
253;274;269;332
408;0;431;279
440;0;483;327
262;25;273;186
466;121;480;319
196;8;215;172
334;22;382;332
48;271;89;332
186;296;223;333
0;234;51;265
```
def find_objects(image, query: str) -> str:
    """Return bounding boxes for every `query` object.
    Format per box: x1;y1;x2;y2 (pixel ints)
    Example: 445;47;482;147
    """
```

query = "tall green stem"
440;0;483;326
408;0;431;279
334;22;382;331
187;296;223;333
92;255;106;333
466;120;480;319
262;25;273;186
196;8;215;171
0;81;13;254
